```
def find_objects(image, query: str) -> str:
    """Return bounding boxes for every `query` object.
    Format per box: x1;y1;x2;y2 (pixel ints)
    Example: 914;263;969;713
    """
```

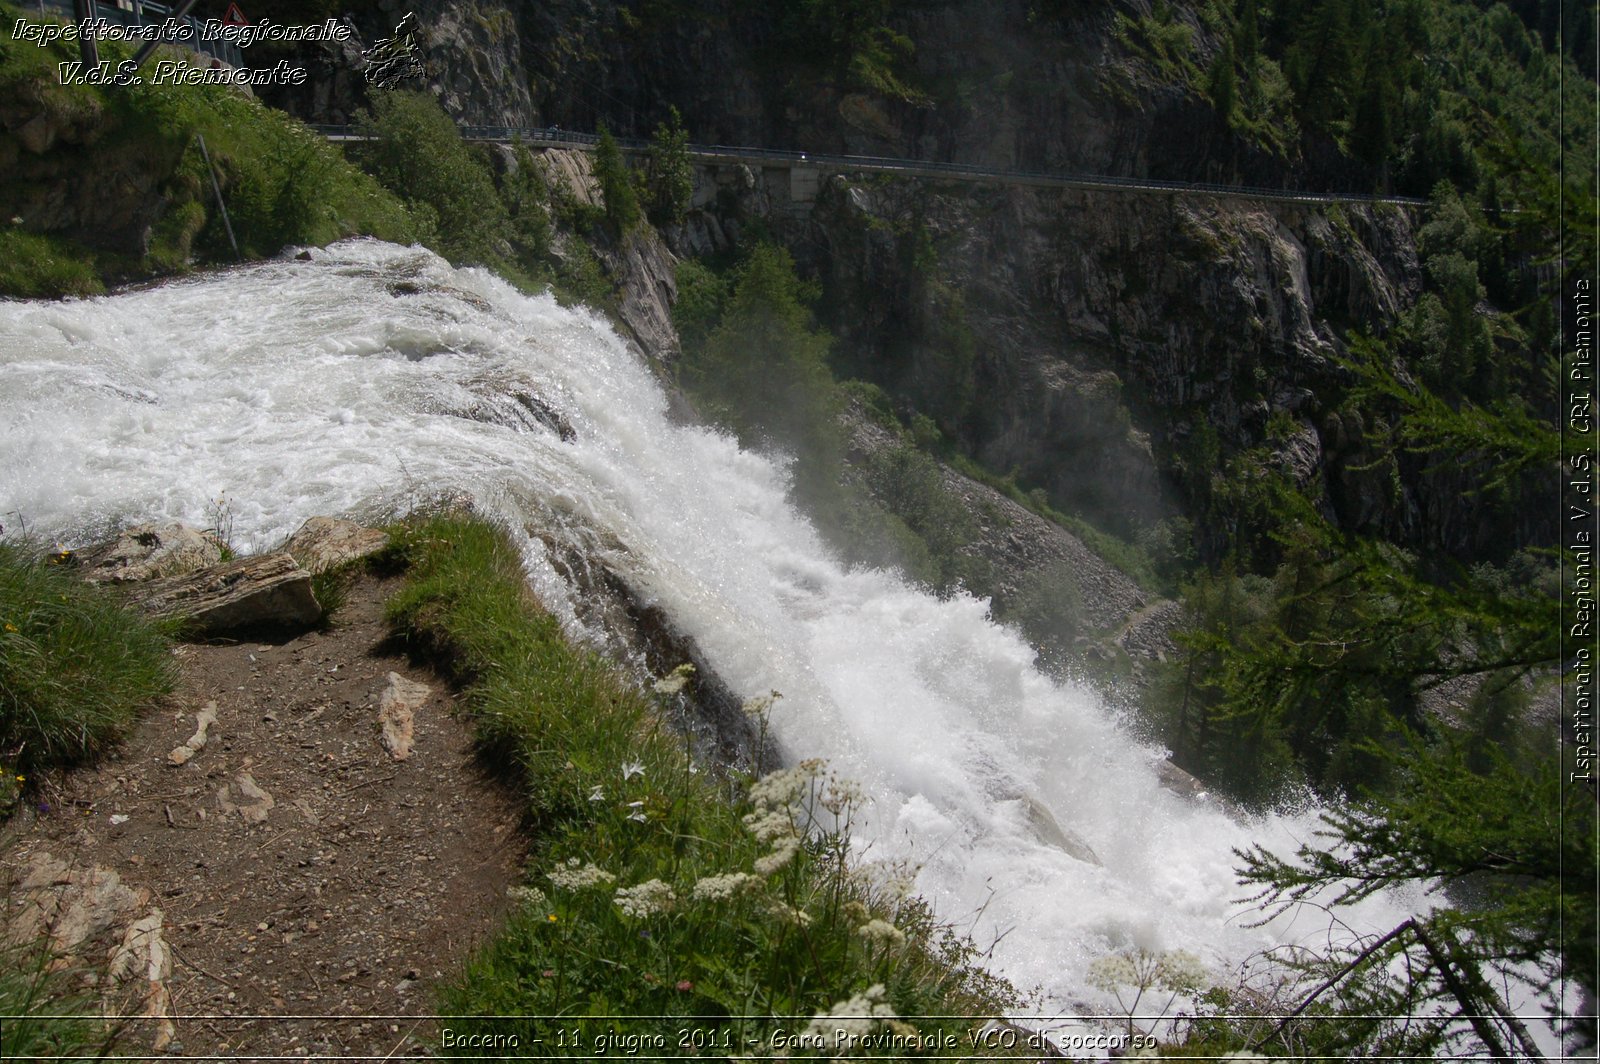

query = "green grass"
0;938;120;1059
382;514;1020;1054
0;541;175;790
0;229;104;299
0;540;172;1055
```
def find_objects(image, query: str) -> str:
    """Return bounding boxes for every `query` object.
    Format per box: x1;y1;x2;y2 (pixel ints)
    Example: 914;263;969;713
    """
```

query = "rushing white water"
3;240;1446;1046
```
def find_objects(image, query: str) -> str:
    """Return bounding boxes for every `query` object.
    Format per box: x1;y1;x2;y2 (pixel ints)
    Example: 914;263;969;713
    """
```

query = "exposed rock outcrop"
133;553;322;635
800;175;1426;543
79;523;224;584
1;88;185;258
258;0;534;128
842;405;1147;636
533;149;681;363
282;516;389;575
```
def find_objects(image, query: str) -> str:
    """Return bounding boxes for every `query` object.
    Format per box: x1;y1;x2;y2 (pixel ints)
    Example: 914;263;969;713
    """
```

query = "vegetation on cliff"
0;1;414;296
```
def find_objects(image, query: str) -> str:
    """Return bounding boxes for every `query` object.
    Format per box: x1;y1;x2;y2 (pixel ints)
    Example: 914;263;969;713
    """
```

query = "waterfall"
1;239;1434;1045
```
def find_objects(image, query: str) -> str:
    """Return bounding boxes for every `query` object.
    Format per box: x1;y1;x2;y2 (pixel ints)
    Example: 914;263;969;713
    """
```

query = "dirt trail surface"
3;576;528;1059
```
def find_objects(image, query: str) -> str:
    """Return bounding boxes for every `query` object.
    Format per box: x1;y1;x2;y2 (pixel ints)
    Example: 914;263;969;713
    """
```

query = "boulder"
1018;794;1102;866
134;553;321;634
282;516;389;575
79;523;222;584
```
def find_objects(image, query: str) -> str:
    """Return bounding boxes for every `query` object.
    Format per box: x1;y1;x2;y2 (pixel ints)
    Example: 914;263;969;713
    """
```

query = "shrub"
353;90;506;264
643;106;693;227
682;245;838;463
995;560;1085;672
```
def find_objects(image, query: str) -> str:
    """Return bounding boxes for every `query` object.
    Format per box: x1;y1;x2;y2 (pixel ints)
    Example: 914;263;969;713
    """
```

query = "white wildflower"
873;869;917;901
1088;949;1210;996
748;761;822;811
626;800;648;823
766;899;813;928
741;689;782;719
855;918;906;946
652;663;695;696
613;879;676;918
1154;949;1209;993
547;862;616;890
753;836;800;876
621;759;645;780
588;785;605;803
804;984;896;1050
1087;953;1140;994
742;808;798;843
818;774;864;816
691;872;761;901
506;884;548;909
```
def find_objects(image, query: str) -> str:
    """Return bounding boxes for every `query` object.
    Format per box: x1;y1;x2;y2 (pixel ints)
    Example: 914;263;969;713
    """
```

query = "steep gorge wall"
660;162;1529;558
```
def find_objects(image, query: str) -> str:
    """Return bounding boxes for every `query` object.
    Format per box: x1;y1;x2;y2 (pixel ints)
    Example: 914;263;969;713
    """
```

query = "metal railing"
32;0;244;67
310;122;1428;208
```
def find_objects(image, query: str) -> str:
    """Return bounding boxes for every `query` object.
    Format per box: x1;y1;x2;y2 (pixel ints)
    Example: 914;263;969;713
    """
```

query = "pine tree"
1207;42;1239;123
644;107;694;228
592;124;639;235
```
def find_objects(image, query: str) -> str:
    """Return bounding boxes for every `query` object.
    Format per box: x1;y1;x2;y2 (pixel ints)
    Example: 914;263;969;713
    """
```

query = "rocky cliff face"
275;0;1351;189
527;148;680;364
659;162;1467;552
259;0;534;127
387;0;1520;558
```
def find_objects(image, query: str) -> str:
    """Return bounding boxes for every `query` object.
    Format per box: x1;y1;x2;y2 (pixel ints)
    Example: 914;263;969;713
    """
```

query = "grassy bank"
382;513;1019;1054
0;0;415;296
0;541;175;804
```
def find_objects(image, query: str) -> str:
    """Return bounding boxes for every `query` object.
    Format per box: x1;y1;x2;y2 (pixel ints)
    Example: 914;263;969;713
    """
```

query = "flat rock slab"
378;672;429;761
135;552;320;635
282;517;389;576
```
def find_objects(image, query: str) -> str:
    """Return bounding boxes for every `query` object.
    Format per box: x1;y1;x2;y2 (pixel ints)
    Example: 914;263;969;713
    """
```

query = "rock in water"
281;516;388;575
1018;794;1102;866
79;523;222;584
378;671;429;760
134;553;320;634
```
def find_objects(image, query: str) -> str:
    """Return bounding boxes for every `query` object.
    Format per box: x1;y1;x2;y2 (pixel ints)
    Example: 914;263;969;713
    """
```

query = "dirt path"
4;576;528;1058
